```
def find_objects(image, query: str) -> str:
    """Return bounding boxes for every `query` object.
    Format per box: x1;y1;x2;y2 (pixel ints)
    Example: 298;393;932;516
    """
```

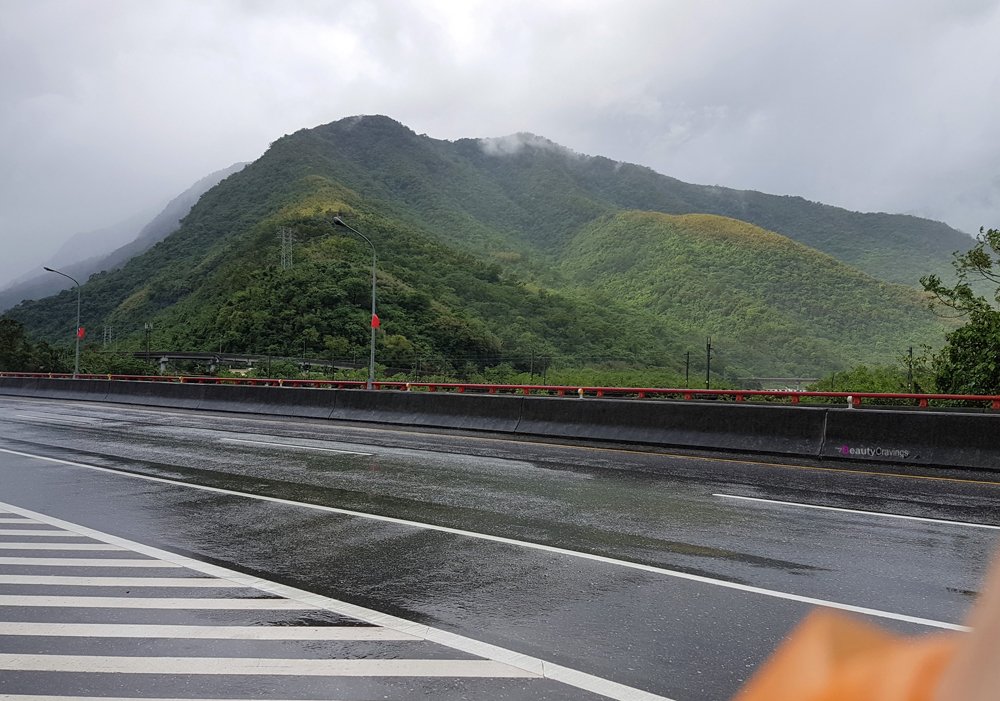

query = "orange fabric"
734;610;958;701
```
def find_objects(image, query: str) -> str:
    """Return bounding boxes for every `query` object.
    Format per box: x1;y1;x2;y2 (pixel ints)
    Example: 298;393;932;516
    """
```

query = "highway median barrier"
198;384;336;419
0;377;111;403
514;396;827;456
104;380;205;410
822;407;1000;471
331;390;523;432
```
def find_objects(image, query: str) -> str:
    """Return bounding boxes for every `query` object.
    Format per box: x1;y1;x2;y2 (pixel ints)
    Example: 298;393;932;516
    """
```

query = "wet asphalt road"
0;395;998;700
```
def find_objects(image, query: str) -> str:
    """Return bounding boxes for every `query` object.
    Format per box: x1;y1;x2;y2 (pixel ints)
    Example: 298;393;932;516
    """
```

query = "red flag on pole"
76;327;85;339
371;313;380;329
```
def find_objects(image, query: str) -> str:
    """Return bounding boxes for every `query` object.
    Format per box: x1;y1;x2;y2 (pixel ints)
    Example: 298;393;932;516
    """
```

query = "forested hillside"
561;212;943;374
3;115;957;379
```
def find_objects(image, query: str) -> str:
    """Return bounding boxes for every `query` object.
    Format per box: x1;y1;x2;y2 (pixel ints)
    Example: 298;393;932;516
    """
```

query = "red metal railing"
2;371;1000;409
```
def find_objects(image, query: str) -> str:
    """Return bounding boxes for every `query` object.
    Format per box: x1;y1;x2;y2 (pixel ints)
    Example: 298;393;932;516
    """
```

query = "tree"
921;227;1000;393
0;319;33;371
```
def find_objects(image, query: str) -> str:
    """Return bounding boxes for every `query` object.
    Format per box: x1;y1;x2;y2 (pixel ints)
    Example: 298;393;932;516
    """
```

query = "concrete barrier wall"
104;381;205;410
198;384;336;419
822;408;1000;471
3;378;1000;470
332;390;522;432
0;378;40;397
514;396;826;456
0;378;112;402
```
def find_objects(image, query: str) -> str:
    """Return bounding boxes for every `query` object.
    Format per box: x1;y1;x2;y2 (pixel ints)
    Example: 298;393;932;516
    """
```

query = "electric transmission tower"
278;227;296;270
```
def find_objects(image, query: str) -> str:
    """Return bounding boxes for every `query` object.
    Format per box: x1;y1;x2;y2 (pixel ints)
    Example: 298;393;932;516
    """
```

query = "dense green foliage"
809;363;932;394
920;227;1000;394
0;319;67;372
561;212;945;376
3;115;960;381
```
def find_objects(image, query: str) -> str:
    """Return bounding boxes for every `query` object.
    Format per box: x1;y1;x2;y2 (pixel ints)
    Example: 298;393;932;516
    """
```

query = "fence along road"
0;501;668;701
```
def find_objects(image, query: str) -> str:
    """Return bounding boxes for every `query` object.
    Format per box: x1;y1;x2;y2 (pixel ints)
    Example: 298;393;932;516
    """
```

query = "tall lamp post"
332;216;377;390
42;266;81;377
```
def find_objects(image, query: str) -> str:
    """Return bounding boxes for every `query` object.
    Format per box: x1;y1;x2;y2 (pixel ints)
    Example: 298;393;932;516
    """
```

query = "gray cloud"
1;0;998;287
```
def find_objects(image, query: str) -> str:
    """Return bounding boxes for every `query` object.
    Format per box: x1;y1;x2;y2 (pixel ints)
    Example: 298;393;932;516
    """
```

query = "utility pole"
705;337;713;390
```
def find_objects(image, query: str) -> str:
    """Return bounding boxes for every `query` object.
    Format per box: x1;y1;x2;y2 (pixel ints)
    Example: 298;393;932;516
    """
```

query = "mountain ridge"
3;115;956;378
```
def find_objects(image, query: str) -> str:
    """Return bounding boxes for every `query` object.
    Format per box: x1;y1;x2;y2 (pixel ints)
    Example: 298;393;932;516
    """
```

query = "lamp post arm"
331;216;378;390
331;217;376;259
42;267;82;377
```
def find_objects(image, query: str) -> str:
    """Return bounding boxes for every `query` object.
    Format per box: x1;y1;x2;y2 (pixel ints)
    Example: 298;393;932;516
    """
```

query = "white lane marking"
0;575;244;587
0;446;967;633
0;654;535;678
0;519;37;524
221;437;372;456
715;493;1000;530
0;595;315;610
0;530;86;537
0;500;675;701
0;622;419;640
0;557;181;568
0;543;122;551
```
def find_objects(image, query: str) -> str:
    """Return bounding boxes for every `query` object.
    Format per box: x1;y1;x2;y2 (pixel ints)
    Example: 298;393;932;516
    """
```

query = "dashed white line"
715;493;1000;530
0;530;87;537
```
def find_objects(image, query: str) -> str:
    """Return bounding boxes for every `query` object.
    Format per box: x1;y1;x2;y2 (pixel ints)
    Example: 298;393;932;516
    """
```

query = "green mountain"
289;117;973;286
4;115;956;379
561;212;942;374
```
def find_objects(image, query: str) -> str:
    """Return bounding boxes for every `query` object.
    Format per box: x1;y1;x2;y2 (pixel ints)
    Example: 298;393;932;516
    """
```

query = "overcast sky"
2;0;999;287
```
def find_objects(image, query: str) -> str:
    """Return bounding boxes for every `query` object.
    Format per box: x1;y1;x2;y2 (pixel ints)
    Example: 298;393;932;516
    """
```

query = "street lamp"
42;266;81;377
332;216;378;390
